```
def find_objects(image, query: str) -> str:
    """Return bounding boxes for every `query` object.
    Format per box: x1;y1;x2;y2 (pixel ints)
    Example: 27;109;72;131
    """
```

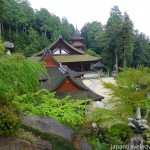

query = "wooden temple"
29;36;101;72
32;49;104;101
71;29;85;50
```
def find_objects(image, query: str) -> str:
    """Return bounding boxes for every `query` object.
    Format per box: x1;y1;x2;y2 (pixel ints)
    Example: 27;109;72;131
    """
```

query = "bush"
0;106;20;136
109;123;132;142
14;90;91;127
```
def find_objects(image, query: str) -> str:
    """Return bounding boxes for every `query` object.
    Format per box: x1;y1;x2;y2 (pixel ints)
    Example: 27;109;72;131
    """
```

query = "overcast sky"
28;0;150;37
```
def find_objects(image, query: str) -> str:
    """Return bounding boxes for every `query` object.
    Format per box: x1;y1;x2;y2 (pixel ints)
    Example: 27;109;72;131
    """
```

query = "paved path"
83;77;115;108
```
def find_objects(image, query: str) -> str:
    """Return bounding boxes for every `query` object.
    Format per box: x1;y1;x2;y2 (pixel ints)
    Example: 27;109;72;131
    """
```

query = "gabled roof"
41;49;59;66
28;37;102;63
48;37;85;55
39;67;67;91
39;66;104;101
32;48;104;101
63;66;84;78
93;61;105;68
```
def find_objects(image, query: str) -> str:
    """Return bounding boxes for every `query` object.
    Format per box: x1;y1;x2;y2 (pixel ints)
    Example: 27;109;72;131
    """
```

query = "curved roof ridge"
49;37;85;55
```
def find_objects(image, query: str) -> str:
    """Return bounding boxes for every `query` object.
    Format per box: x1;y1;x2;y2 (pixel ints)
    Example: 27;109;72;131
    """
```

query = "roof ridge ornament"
44;48;52;55
59;63;69;75
58;34;62;39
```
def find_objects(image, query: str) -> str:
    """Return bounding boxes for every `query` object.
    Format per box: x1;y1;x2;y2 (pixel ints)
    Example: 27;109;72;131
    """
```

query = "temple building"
71;30;85;50
29;36;101;72
30;49;104;101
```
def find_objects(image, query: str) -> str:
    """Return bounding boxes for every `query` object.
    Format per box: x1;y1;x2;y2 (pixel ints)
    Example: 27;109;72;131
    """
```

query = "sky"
28;0;150;37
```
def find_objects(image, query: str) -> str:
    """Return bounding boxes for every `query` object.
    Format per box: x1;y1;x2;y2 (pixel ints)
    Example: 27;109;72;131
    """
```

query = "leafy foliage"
87;108;121;128
132;31;150;67
0;54;46;96
103;66;150;117
81;21;104;53
0;0;75;56
86;49;100;57
0;54;46;136
14;89;91;127
0;37;6;56
0;106;20;136
109;123;131;142
97;123;131;148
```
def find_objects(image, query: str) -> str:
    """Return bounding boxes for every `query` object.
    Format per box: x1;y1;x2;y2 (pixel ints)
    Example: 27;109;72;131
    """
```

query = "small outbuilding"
3;41;14;54
93;61;105;77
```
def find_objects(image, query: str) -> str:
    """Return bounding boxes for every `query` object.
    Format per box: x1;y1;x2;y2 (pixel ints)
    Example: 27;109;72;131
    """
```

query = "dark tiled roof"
55;90;103;101
63;66;84;78
39;67;67;91
72;35;85;41
29;37;104;101
39;66;104;101
93;61;105;68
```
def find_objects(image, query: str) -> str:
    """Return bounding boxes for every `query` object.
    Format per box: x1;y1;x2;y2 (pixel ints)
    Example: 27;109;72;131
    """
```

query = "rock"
0;137;52;150
0;137;32;150
74;135;92;150
33;139;52;150
22;115;75;141
81;139;92;150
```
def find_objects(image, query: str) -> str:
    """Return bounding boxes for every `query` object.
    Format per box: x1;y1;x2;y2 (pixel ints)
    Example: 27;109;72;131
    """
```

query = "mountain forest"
0;0;150;70
0;0;150;149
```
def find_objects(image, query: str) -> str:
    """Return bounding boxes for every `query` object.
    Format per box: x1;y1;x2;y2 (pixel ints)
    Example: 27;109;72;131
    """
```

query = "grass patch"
15;128;36;143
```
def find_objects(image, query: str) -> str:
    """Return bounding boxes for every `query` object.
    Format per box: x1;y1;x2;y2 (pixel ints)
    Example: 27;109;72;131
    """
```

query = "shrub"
0;106;20;136
14;90;91;127
109;123;132;142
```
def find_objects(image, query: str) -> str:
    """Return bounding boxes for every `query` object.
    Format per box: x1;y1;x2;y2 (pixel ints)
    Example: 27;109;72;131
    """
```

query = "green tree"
61;17;75;43
121;12;134;67
0;54;46;135
0;37;5;56
132;31;150;68
86;49;100;57
81;21;104;54
105;5;123;73
0;54;46;99
24;27;40;57
103;66;150;117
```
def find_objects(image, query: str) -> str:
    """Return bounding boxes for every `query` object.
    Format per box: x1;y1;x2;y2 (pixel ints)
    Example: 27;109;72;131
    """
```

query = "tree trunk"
9;24;11;40
0;22;1;36
2;22;4;34
123;53;127;67
115;50;118;74
16;25;19;35
23;26;27;34
123;45;127;68
45;30;47;36
24;27;27;34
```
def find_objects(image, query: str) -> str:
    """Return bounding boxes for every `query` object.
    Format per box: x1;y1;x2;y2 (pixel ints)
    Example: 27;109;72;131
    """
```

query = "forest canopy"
0;1;150;70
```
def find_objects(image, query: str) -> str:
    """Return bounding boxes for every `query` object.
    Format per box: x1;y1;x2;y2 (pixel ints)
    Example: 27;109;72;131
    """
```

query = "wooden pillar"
81;62;84;72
